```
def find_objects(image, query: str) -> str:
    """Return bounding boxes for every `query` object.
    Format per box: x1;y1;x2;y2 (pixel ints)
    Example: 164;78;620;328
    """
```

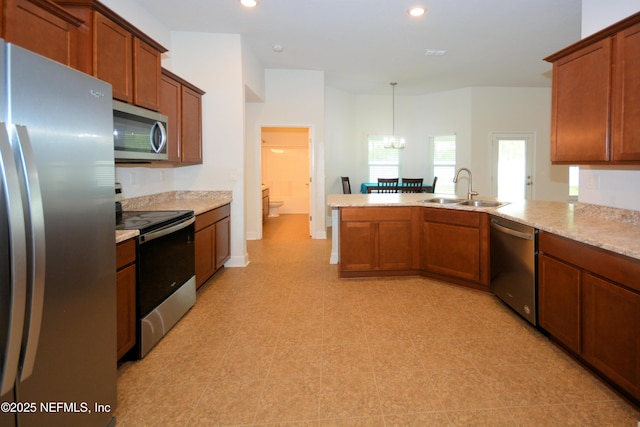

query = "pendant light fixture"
384;82;406;149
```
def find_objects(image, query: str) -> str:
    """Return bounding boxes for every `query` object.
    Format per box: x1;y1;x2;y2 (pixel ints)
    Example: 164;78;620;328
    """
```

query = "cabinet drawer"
116;239;136;270
423;208;479;227
341;206;412;222
539;232;640;293
195;204;231;231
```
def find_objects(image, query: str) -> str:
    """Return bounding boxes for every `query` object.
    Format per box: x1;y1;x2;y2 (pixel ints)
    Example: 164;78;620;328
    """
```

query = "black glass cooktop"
116;210;194;233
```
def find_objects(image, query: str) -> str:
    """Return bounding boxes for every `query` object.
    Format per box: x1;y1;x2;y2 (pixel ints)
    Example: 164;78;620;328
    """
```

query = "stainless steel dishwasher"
490;216;538;325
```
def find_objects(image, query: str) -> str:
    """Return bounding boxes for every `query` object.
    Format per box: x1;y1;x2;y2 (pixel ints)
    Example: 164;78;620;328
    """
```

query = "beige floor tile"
115;214;640;426
269;344;323;378
211;343;275;381
383;411;451;426
374;370;444;414
319;373;382;419
253;376;322;423
446;408;517;426
322;343;374;376
368;340;425;373
188;378;265;425
429;366;503;410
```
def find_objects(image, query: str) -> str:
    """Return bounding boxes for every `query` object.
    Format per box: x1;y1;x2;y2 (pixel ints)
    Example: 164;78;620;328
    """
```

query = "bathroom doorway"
261;126;311;235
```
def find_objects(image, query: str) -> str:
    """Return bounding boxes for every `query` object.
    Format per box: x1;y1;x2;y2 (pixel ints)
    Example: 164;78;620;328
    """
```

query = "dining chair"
430;176;438;193
341;176;352;194
401;178;423;193
377;178;399;193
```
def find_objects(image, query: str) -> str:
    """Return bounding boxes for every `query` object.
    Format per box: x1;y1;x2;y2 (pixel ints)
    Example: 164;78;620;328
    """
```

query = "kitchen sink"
459;200;509;208
421;197;466;204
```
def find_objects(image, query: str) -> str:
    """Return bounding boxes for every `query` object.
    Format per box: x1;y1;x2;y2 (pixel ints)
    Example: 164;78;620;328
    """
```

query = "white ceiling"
133;0;582;96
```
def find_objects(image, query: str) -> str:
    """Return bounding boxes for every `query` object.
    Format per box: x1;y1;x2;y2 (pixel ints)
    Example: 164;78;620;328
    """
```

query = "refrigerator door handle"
13;125;46;382
0;123;27;396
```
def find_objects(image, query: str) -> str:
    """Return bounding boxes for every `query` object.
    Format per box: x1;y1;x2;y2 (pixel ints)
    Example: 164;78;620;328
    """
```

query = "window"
431;135;456;194
569;165;579;199
368;135;400;182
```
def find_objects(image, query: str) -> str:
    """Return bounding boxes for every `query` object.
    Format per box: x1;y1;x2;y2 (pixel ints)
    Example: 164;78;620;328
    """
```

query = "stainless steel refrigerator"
0;43;116;426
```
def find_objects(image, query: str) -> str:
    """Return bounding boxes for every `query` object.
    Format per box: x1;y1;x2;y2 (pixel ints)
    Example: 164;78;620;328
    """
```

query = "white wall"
324;86;568;204
579;1;640;211
469;87;569;202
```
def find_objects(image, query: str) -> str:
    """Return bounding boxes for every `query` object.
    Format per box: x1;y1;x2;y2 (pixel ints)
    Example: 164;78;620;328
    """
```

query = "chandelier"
383;82;406;149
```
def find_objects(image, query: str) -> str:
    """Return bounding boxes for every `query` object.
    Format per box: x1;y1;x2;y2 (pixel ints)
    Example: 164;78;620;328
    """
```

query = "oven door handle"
139;216;195;244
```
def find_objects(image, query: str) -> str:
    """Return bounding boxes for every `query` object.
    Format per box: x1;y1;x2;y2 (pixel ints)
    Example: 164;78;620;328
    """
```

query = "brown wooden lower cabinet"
538;253;582;354
582;273;640;399
421;208;489;287
116;239;136;360
538;231;640;404
339;206;419;276
194;204;231;289
338;206;488;288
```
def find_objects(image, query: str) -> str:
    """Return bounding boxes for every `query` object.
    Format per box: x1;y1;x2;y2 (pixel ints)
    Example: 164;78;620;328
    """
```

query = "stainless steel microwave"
113;100;168;162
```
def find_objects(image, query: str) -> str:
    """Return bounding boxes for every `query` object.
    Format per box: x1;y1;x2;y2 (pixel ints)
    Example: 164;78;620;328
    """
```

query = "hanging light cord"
391;82;397;135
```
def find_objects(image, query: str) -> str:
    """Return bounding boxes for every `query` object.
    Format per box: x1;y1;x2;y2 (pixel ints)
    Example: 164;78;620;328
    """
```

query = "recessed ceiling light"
239;0;258;8
272;44;284;53
408;6;426;17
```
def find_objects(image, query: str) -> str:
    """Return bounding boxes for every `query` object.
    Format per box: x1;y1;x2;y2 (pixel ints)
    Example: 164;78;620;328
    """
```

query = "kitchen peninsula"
328;192;640;407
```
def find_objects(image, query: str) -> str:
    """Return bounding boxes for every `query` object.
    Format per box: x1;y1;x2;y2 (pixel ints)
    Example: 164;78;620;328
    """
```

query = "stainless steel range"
117;209;196;358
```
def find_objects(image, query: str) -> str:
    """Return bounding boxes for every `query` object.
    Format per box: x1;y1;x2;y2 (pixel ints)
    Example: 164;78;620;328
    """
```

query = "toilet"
268;200;284;217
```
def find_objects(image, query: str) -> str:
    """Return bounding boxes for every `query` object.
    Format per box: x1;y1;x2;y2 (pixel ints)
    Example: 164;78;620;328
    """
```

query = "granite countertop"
327;193;640;261
115;191;233;243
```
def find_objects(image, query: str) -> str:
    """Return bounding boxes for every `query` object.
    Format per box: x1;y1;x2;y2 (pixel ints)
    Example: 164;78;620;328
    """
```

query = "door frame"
259;124;313;237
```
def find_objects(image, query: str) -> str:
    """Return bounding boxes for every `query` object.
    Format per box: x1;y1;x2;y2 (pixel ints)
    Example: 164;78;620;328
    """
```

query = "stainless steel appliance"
113;100;168;162
117;210;196;358
490;216;538;325
0;44;116;426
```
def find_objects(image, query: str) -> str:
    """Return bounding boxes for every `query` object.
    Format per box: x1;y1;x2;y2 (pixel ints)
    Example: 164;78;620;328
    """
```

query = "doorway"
491;132;534;200
261;126;311;235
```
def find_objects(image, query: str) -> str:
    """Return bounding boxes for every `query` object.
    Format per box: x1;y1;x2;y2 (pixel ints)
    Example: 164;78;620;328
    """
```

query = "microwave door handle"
0;123;27;395
13;125;46;382
150;121;167;153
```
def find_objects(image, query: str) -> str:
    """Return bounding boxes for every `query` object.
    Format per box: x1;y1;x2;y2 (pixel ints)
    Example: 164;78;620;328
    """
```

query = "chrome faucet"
453;168;479;200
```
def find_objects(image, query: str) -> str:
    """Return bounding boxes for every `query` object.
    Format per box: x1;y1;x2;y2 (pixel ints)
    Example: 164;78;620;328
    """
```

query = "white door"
491;132;534;200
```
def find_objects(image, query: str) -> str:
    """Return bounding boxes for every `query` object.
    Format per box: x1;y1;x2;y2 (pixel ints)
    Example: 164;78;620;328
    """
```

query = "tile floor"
115;214;640;426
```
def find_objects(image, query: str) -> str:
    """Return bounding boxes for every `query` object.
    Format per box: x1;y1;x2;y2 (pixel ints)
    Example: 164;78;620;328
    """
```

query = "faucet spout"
453;168;479;200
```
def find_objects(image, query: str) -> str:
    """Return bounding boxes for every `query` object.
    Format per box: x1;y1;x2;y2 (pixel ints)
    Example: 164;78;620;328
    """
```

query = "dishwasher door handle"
491;219;533;240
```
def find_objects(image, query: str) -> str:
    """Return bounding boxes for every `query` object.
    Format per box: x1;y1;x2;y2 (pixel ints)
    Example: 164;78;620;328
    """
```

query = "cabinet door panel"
583;273;640;397
181;85;203;164
116;264;136;359
378;221;413;270
160;72;182;162
195;225;215;289
215;216;230;269
613;21;640;161
422;221;479;281
551;39;611;162
538;254;581;354
340;221;376;271
133;37;161;111
5;0;78;67
94;12;132;103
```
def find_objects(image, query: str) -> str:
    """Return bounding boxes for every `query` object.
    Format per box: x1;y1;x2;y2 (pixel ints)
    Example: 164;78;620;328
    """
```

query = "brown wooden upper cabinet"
53;0;167;111
3;0;83;67
545;12;640;164
160;68;205;164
